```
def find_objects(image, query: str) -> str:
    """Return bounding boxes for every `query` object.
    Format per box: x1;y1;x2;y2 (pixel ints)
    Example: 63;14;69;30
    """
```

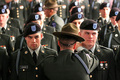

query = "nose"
32;38;36;42
89;34;93;38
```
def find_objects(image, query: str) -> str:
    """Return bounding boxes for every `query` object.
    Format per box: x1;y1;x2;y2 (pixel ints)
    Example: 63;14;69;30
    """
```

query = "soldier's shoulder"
43;46;57;55
99;45;113;52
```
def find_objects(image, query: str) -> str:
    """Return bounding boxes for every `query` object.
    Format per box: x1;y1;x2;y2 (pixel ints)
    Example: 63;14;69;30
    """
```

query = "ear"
58;40;60;47
73;43;76;50
40;33;43;39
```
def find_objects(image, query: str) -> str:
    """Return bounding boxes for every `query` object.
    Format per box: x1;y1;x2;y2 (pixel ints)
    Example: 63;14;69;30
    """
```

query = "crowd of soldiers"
0;0;120;80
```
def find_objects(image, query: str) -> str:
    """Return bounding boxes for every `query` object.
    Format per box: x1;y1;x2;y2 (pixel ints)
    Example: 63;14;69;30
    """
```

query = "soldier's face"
79;30;98;49
72;19;84;30
99;7;110;18
25;32;43;50
110;16;117;26
0;14;8;25
44;9;51;17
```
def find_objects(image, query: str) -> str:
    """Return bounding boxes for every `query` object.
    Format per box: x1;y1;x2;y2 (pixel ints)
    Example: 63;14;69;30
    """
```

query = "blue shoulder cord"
74;53;90;74
16;37;24;75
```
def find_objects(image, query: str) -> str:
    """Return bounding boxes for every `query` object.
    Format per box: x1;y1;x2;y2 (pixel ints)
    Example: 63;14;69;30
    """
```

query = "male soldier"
0;3;23;33
15;13;57;51
89;0;101;20
8;0;28;28
10;22;57;80
68;12;84;30
99;7;120;45
0;8;20;49
69;0;89;18
77;19;116;80
57;0;69;22
39;23;99;80
44;0;64;32
29;0;42;15
97;2;111;27
112;0;120;8
33;3;55;34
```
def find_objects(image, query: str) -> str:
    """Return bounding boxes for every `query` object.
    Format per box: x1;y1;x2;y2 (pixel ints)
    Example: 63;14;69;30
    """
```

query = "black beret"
26;13;41;24
0;8;7;14
69;12;84;23
69;1;79;11
71;6;83;15
80;19;100;30
109;7;120;17
0;3;8;9
24;23;41;37
100;2;110;10
34;3;43;12
116;12;120;21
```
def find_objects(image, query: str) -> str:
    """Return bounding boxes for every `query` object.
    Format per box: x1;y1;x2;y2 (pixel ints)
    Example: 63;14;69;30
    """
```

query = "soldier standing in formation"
10;22;57;80
44;0;64;32
76;19;116;80
39;23;99;80
97;2;111;27
8;0;28;28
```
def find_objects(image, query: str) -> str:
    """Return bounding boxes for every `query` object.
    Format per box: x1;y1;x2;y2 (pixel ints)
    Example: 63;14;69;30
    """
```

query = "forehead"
73;19;84;22
36;11;44;14
102;7;110;10
0;14;7;16
81;30;98;33
27;32;41;37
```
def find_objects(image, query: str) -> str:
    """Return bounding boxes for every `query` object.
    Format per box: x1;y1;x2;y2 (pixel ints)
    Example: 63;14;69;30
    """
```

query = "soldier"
0;3;23;33
112;0;120;8
69;0;89;18
89;0;101;20
76;19;116;80
0;34;13;57
39;23;99;80
33;3;55;34
10;22;57;80
97;2;111;27
8;0;28;28
0;8;20;49
44;0;64;32
15;13;57;51
29;0;42;15
0;47;9;80
68;12;84;30
98;7;120;45
57;0;69;22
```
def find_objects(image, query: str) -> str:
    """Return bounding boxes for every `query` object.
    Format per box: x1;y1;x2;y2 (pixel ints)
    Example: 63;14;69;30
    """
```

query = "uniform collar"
88;44;96;53
0;24;7;30
27;46;41;58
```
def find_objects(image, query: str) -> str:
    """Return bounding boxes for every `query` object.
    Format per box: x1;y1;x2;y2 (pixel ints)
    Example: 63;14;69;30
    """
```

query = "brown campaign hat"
53;23;85;42
44;0;62;9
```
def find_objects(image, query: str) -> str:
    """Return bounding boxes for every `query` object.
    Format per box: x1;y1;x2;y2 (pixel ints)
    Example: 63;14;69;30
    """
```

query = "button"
36;75;38;77
23;69;25;71
17;16;19;18
90;75;92;78
35;67;38;70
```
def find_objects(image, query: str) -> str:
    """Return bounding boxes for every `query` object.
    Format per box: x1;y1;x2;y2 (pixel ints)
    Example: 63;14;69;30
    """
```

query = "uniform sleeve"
9;53;18;80
2;50;9;80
